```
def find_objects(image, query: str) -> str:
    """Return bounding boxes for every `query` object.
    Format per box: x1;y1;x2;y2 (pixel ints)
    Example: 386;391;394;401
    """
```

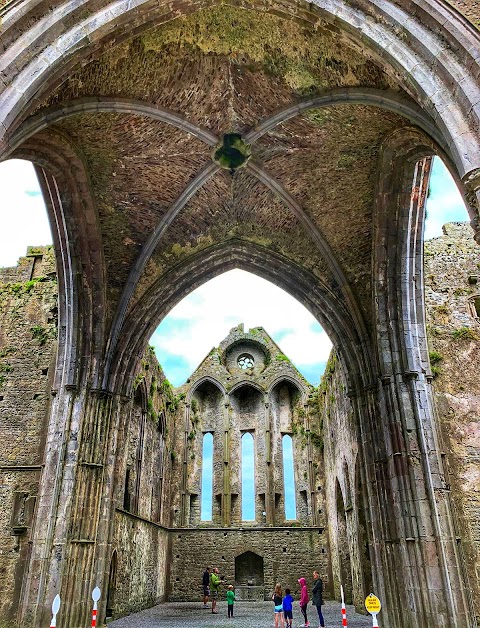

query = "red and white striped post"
50;594;61;628
371;613;379;627
340;585;348;627
91;587;101;628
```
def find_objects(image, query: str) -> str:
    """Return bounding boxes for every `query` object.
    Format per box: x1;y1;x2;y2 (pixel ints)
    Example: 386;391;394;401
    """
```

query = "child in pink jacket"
297;577;309;627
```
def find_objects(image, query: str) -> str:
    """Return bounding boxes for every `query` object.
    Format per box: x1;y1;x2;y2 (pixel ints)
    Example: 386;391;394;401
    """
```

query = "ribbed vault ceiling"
15;3;434;360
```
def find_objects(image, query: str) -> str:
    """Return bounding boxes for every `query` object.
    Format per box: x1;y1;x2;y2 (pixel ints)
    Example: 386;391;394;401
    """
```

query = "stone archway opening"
106;550;118;620
235;551;264;601
1;0;480;624
335;479;353;605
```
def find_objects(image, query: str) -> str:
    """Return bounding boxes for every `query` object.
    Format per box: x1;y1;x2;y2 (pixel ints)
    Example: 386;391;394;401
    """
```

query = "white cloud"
0;159;53;267
151;269;332;380
277;326;332;366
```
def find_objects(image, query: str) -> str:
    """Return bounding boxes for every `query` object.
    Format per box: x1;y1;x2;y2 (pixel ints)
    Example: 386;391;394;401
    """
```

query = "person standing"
272;583;285;628
282;587;294;628
210;567;223;614
202;567;211;609
297;577;310;627
226;584;235;617
312;571;325;628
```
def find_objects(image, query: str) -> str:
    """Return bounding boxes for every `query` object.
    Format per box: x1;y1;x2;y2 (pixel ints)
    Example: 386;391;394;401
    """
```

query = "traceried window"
237;353;254;370
200;433;213;521
282;434;296;520
241;432;255;520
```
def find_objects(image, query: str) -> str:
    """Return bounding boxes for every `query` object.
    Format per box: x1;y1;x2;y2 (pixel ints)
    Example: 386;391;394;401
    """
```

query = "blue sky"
0;156;470;387
241;433;255;520
200;433;213;521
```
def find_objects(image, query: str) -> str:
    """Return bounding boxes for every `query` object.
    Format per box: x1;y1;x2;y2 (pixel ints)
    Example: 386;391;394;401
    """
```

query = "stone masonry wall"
320;222;480;618
169;528;328;603
320;354;370;612
0;247;57;627
111;348;177;619
173;325;324;528
424;222;480;620
112;512;170;617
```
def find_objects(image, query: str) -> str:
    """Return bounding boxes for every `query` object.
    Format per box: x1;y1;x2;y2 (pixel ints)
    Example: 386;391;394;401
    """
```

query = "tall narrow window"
282;434;296;520
200;433;213;521
241;432;255;521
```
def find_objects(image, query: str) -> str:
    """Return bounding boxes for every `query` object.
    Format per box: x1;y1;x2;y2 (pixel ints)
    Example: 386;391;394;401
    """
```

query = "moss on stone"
452;327;479;341
429;350;443;379
140;5;392;96
30;324;54;346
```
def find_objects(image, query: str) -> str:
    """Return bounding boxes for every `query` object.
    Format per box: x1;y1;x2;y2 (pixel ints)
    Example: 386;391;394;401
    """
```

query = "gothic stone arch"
1;1;480;626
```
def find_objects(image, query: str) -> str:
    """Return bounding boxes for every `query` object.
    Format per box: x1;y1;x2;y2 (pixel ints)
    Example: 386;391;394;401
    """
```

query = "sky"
0;156;470;388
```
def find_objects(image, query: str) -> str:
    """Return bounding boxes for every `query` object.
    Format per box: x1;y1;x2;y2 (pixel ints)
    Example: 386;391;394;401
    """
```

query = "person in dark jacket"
312;571;325;628
202;567;211;608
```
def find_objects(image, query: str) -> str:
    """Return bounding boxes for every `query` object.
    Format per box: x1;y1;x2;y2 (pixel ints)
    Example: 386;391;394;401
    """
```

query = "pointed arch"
111;241;371;397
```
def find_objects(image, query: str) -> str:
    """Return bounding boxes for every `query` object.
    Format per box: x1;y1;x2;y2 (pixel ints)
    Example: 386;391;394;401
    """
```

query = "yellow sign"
365;593;381;614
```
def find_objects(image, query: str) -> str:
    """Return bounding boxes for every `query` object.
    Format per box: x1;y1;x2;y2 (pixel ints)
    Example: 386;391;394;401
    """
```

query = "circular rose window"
237;353;255;369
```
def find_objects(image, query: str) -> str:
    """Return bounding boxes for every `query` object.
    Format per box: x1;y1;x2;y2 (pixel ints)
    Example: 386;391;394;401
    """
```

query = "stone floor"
109;601;374;628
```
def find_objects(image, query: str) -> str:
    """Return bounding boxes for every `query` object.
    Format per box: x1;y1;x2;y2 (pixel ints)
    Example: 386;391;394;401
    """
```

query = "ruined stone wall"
0;247;57;627
424;222;480;619
320;354;370;611
0;247;179;623
167;326;328;603
111;349;177;619
320;222;480;618
172;326;325;531
112;512;169;617
169;527;328;602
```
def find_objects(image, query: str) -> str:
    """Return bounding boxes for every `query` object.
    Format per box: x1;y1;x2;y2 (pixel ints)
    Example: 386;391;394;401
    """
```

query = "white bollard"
91;587;101;628
50;594;61;628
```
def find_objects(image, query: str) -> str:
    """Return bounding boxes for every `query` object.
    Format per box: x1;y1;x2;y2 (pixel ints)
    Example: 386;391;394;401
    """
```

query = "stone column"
352;384;403;627
222;397;231;527
305;400;318;526
180;402;190;526
264;395;274;525
20;386;119;627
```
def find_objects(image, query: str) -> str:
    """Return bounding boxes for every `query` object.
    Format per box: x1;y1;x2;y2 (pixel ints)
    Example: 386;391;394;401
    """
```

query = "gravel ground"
109;601;374;628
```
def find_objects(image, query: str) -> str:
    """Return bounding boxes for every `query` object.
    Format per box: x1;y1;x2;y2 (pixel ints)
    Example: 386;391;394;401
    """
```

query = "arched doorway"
235;551;264;601
335;479;353;605
106;551;118;620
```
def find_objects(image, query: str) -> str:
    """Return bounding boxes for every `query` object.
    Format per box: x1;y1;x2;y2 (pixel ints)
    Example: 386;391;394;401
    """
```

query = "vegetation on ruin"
0;275;53;296
428;350;443;379
30;324;54;346
434;304;449;316
0;362;13;387
140;6;393;95
0;346;16;359
213;134;251;171
452;326;479;341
